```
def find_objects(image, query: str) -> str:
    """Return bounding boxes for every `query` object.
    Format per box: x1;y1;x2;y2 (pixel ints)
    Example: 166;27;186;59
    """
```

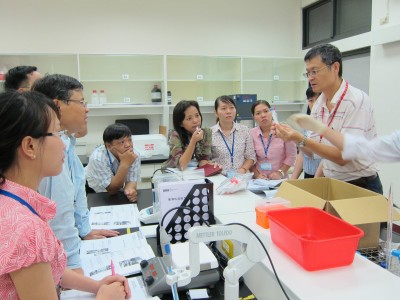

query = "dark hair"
251;100;271;115
304;44;343;77
306;87;318;99
4;66;38;91
103;123;132;144
214;95;236;123
0;91;59;183
173;100;202;146
32;74;83;102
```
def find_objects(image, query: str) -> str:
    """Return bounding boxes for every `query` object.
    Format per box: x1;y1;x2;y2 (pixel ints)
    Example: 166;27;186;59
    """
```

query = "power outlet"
196;74;204;80
123;97;131;103
196;96;204;102
122;74;129;80
273;75;280;80
273;96;279;101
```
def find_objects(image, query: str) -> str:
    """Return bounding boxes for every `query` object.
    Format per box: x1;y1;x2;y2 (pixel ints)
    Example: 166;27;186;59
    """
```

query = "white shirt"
310;79;379;181
343;130;400;162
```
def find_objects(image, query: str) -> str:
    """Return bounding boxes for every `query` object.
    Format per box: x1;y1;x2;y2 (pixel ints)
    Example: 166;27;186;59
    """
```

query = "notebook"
196;164;222;177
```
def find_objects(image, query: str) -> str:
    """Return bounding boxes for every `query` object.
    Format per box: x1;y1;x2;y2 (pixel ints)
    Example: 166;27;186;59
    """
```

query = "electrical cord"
226;222;290;300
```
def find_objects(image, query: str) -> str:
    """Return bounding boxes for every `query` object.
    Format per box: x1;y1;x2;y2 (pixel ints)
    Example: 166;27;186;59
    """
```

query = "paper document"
89;204;140;229
80;232;155;279
247;179;283;193
60;276;160;300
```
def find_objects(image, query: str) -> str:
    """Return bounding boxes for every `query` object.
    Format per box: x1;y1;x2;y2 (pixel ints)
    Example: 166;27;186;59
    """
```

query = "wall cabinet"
0;53;307;151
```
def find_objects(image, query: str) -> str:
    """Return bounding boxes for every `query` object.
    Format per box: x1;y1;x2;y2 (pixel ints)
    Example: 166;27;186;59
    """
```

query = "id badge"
260;162;272;171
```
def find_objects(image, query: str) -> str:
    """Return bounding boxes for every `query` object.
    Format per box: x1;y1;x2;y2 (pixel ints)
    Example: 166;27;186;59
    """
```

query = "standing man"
33;74;119;274
86;123;141;202
4;65;42;91
273;44;382;194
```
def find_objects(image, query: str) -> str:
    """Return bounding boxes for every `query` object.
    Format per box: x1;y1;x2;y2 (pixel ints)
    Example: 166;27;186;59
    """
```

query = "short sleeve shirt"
211;122;255;172
162;128;212;169
0;180;66;299
86;145;141;193
250;126;296;177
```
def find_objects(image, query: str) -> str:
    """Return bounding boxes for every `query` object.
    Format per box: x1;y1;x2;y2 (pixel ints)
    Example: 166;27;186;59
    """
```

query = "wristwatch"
277;169;285;178
297;136;308;148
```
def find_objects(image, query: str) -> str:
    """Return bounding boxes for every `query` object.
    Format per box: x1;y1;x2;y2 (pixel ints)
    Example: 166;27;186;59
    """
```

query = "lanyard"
0;189;39;217
106;150;116;175
219;130;235;167
320;81;349;143
260;132;273;158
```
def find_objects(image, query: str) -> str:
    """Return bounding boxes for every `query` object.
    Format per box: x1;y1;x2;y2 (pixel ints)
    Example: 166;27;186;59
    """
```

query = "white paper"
81;245;155;279
189;288;209;299
89;204;140;229
140;224;158;238
80;231;147;257
60;276;160;300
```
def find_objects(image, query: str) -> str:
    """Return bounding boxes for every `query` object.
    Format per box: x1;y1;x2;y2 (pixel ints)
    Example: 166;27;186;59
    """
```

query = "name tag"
260;162;272;171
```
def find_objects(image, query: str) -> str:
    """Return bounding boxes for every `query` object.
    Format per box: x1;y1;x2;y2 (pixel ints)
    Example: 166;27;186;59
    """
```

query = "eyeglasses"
43;130;69;139
302;65;331;79
67;99;88;108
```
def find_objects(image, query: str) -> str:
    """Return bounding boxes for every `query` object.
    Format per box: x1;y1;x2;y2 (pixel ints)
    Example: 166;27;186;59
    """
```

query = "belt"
347;173;378;185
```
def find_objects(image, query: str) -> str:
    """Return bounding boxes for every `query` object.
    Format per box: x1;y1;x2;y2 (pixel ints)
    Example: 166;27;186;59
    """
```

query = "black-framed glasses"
302;65;331;79
67;99;88;108
43;130;69;139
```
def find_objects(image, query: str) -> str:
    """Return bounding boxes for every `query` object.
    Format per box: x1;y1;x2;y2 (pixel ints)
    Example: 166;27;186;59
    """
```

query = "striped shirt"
310;79;379;181
86;145;141;193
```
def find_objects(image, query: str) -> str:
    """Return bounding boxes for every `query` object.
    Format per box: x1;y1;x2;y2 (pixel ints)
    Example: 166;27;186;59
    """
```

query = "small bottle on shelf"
99;90;107;104
151;84;162;103
167;91;172;105
91;90;99;105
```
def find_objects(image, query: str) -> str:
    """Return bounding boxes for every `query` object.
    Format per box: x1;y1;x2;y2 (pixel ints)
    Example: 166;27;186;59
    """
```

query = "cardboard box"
276;178;400;248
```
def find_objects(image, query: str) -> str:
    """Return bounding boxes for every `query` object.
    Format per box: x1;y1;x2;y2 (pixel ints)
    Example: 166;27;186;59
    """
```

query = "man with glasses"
33;74;119;274
274;44;382;194
3;65;42;91
86;123;141;202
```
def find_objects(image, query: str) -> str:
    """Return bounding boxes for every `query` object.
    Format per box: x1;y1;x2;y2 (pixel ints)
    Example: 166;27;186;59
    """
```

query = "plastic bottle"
271;107;279;124
91;90;99;105
99;90;107;104
167;91;172;105
151;84;162;103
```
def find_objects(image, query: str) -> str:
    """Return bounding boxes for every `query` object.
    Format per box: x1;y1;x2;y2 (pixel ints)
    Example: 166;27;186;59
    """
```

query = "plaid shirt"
86;145;141;192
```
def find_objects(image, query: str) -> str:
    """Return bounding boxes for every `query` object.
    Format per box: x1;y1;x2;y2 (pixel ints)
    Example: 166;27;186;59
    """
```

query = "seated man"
86;123;141;202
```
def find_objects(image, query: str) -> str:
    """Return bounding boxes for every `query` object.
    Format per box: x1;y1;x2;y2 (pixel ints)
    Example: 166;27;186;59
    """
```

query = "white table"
217;211;400;300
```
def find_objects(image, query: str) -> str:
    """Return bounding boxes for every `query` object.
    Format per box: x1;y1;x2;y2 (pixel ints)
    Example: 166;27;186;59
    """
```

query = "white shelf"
87;104;164;117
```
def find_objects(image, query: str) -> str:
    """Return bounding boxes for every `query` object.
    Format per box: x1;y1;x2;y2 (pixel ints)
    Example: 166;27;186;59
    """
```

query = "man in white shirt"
273;44;382;194
86;123;141;202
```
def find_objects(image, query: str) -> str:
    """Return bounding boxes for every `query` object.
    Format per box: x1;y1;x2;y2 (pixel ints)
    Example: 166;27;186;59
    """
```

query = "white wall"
0;0;302;57
301;0;400;200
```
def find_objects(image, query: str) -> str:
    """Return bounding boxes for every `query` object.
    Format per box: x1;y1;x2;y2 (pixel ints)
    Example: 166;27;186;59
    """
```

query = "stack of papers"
80;232;155;280
89;204;140;229
84;204;155;280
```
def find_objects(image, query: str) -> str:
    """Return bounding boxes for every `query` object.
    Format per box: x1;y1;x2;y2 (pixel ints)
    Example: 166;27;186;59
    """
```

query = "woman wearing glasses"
0;91;130;300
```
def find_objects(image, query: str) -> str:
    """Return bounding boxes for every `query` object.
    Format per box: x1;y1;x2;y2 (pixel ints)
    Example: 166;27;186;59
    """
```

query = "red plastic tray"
267;207;364;271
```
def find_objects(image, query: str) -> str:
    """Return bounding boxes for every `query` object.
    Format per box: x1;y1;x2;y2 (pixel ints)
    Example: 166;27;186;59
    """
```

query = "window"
303;0;371;48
